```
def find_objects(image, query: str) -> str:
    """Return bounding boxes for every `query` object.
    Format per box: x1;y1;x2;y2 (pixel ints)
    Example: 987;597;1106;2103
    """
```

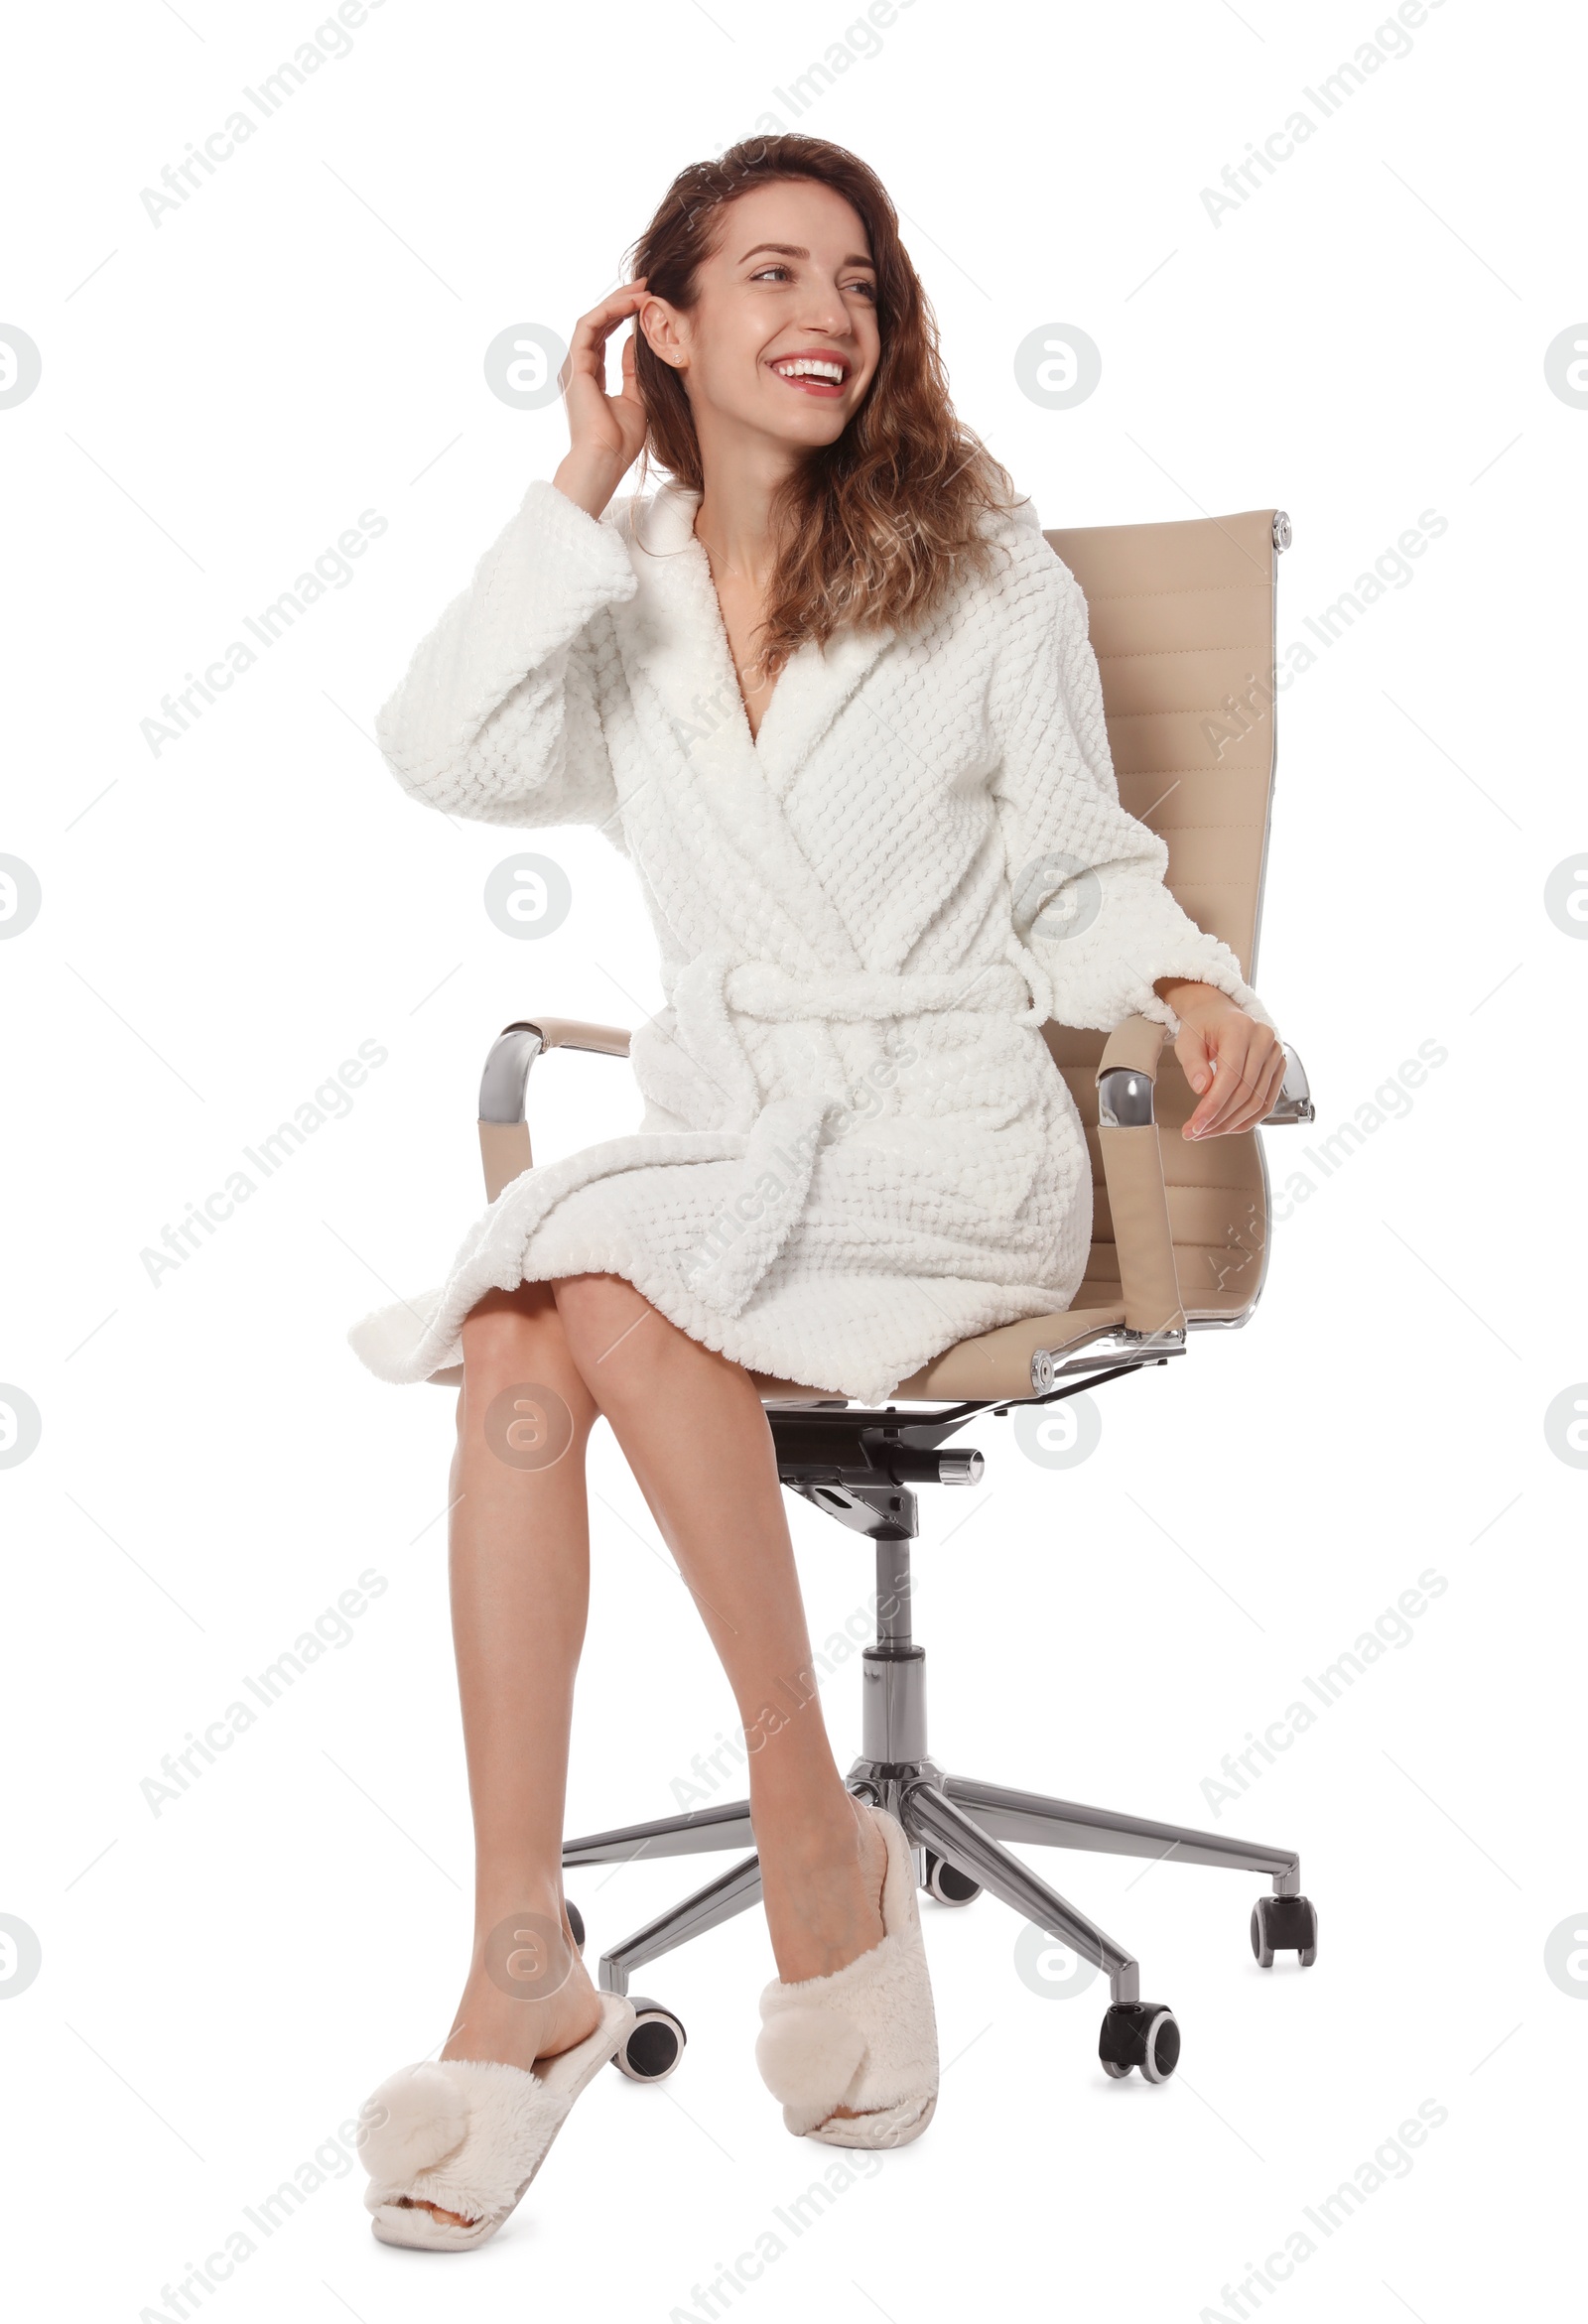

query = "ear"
638;294;689;371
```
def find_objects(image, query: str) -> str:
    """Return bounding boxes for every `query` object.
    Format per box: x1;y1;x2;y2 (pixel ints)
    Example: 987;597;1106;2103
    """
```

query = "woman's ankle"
749;1770;861;1848
466;1891;582;2001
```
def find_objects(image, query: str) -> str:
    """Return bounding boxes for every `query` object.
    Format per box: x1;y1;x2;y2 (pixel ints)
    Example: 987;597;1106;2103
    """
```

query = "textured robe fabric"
346;477;1270;1403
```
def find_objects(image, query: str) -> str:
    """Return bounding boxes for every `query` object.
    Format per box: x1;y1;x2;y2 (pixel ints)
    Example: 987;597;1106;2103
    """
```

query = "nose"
793;276;854;340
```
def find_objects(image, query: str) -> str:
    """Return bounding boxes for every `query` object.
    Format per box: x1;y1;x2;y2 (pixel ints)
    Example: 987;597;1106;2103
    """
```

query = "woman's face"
642;178;881;456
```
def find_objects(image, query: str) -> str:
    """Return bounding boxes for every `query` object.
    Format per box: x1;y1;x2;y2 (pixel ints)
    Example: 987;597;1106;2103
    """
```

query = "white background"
3;1;1584;2317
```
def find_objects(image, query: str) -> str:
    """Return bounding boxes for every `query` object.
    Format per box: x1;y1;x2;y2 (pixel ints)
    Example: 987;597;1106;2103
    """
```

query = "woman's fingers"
561;280;649;385
573;279;649;349
1225;1039;1285;1133
1182;1031;1248;1135
1211;1044;1273;1134
616;318;646;402
1185;1028;1283;1137
1184;1052;1241;1137
1257;1042;1288;1110
557;280;653;481
1176;1024;1214;1101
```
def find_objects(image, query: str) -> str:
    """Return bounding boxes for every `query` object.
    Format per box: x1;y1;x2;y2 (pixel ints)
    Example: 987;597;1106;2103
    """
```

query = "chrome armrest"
1097;1067;1156;1127
1259;1043;1313;1125
478;1017;632;1123
477;1015;632;1200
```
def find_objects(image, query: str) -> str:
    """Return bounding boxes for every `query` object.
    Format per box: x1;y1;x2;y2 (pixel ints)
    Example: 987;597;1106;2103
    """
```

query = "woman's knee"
550;1272;632;1323
461;1287;541;1374
459;1284;597;1431
552;1272;748;1401
551;1272;661;1377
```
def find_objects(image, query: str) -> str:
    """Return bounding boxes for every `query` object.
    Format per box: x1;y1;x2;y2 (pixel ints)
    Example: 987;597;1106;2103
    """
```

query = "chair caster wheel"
1251;1893;1318;1968
922;1849;982;1905
609;1996;687;2083
1099;2001;1179;2084
566;1899;586;1954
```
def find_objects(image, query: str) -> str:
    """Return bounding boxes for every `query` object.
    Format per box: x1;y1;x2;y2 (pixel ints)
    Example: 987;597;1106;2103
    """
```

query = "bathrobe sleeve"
988;522;1274;1037
373;478;639;835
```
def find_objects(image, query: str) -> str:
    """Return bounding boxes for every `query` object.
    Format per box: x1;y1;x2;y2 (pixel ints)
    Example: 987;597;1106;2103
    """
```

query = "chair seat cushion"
751;1295;1128;1405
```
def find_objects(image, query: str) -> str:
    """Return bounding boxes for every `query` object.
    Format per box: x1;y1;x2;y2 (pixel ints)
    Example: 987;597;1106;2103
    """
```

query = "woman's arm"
375;283;654;833
989;532;1282;1137
373;480;637;831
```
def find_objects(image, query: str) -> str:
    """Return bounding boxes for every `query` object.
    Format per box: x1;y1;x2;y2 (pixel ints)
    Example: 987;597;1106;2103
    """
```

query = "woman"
349;134;1284;2248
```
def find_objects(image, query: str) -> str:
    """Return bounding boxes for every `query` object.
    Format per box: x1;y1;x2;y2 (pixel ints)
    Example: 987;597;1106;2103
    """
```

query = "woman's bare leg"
550;1272;887;1991
413;1267;889;2224
437;1284;606;2080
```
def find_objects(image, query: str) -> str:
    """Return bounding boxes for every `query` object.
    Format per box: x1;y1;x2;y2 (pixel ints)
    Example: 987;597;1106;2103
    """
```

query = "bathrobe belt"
663;950;1040;1322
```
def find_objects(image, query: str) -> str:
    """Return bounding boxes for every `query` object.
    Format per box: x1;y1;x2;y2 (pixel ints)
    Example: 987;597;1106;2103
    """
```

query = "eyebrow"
735;241;875;269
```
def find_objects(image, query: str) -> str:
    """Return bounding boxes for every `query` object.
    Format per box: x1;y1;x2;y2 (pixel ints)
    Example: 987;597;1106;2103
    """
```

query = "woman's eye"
747;265;875;299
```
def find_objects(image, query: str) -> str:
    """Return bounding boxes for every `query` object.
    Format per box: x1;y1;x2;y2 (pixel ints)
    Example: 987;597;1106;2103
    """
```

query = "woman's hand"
552;278;652;519
1153;978;1286;1139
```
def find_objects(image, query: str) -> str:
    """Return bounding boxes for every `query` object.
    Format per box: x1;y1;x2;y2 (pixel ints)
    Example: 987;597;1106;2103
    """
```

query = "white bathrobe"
346;476;1270;1403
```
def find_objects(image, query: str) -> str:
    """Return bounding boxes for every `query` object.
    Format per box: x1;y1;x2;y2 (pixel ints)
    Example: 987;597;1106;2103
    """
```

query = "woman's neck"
690;422;799;586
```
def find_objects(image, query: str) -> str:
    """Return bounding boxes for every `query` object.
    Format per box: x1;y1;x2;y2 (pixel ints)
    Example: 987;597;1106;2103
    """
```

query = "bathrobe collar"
612;479;897;802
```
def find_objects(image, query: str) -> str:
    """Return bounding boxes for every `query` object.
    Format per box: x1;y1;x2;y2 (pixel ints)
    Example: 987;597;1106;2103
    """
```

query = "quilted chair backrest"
1038;509;1285;1325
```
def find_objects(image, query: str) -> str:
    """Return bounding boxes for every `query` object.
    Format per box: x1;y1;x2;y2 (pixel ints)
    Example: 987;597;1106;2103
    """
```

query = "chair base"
561;1474;1314;2083
562;1641;1311;2087
565;1759;1302;2017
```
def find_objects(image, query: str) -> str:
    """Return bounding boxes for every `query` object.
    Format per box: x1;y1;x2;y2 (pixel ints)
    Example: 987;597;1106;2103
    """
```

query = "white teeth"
774;357;845;383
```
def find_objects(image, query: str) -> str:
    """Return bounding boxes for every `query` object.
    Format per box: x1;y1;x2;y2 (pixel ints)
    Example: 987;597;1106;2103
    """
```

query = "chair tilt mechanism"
444;507;1320;2092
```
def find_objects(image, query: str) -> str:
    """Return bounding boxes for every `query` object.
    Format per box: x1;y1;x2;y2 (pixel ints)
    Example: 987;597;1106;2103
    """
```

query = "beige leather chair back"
1040;509;1282;1325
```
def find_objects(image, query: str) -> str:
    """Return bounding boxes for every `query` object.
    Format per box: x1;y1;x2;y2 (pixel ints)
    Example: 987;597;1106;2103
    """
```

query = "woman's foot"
754;1799;940;2145
405;1906;603;2229
358;1990;635;2249
756;1787;888;1983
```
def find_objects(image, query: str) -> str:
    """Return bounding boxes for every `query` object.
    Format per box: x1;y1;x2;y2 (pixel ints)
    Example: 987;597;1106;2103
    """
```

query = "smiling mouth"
769;354;851;397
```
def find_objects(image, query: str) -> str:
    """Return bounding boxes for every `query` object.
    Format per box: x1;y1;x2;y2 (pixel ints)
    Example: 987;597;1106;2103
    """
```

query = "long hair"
626;135;1021;679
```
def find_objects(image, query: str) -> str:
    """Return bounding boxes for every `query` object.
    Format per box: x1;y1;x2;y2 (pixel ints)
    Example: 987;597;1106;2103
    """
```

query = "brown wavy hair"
626;135;1021;679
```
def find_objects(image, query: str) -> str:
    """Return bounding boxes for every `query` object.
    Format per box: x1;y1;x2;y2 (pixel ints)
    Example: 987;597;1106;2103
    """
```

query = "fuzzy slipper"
357;1992;635;2250
754;1801;939;2148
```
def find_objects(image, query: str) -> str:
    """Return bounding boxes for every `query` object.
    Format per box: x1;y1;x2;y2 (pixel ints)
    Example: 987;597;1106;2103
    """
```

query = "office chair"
437;506;1317;2090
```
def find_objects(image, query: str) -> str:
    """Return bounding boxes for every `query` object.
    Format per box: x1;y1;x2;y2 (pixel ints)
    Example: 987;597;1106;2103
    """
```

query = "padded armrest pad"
1094;1016;1184;1336
1097;1014;1168;1082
